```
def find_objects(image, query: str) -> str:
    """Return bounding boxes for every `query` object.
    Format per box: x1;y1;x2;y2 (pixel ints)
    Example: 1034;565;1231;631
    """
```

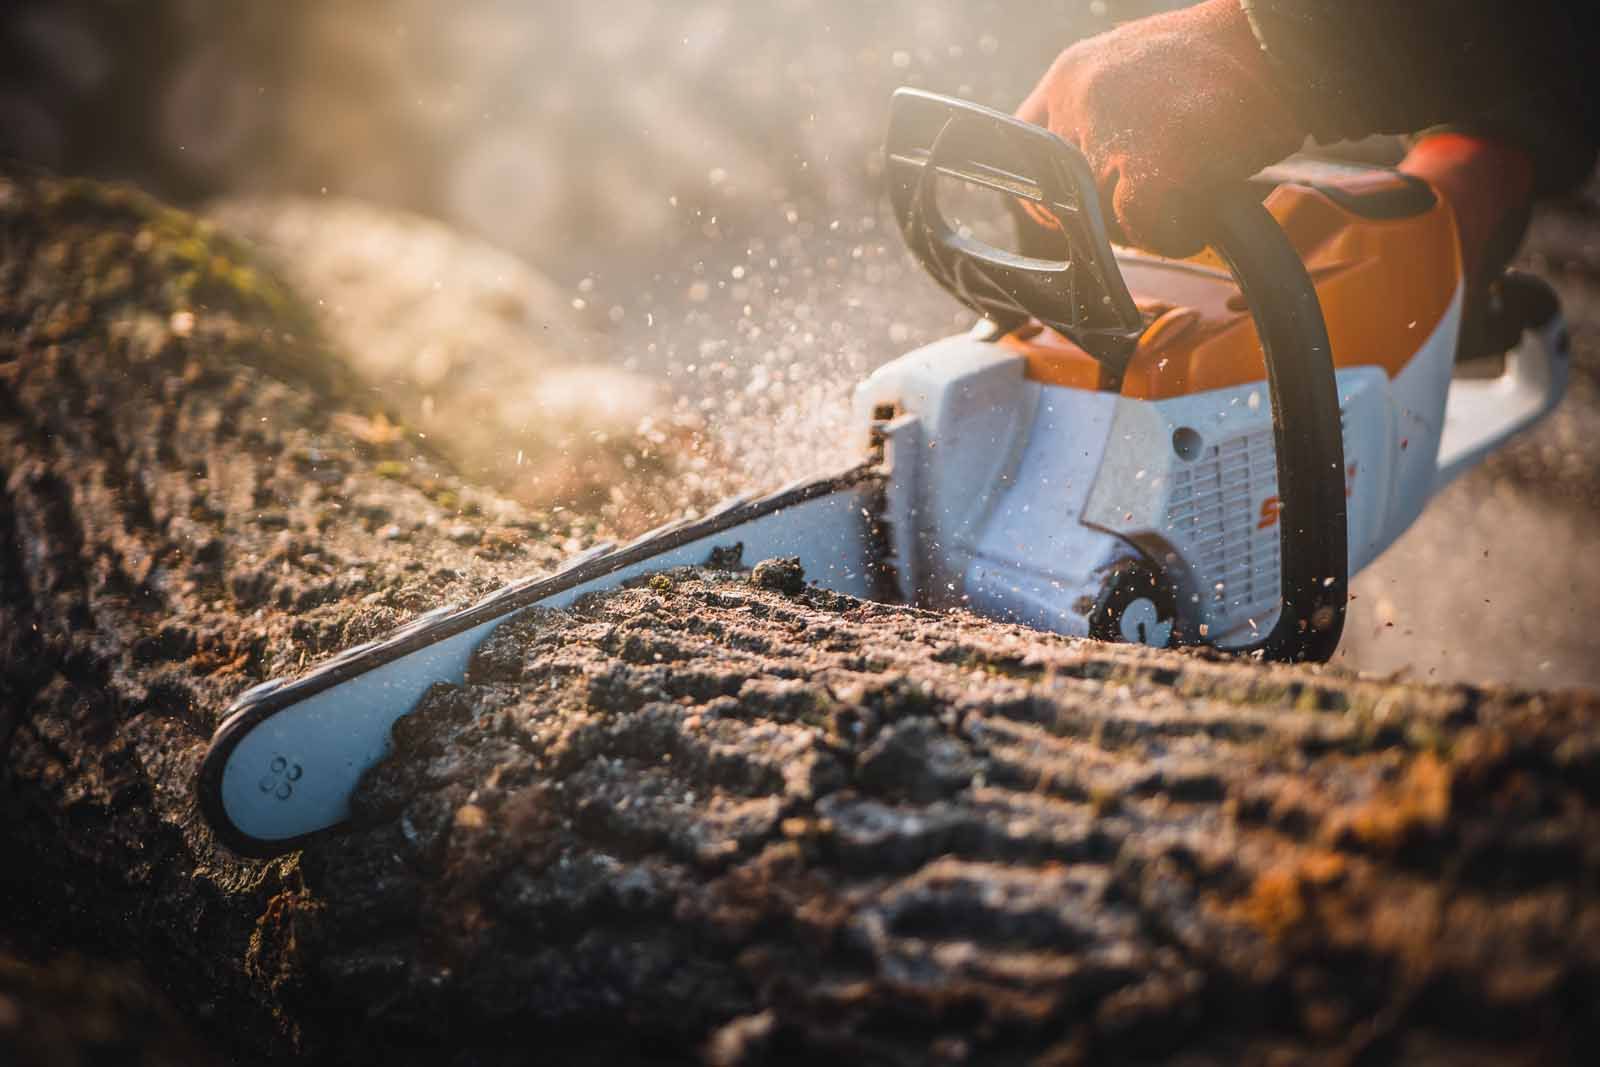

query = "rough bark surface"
3;173;1599;1066
0;949;216;1067
0;168;570;1059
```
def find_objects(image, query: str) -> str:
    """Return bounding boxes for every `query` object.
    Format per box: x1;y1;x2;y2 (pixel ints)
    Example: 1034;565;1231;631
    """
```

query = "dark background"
0;1;1175;282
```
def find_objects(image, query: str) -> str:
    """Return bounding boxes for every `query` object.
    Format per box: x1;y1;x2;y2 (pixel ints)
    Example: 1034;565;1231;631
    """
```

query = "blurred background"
0;1;1164;276
3;0;1596;688
0;0;1171;502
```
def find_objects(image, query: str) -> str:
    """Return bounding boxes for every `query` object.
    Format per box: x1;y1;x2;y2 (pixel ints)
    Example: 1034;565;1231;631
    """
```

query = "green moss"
5;168;478;500
935;645;1043;681
1294;685;1326;713
795;688;837;728
1404;721;1452;756
1088;784;1122;817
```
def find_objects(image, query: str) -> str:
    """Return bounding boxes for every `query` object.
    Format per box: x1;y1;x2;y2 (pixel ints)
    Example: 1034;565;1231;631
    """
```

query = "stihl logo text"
1256;464;1358;530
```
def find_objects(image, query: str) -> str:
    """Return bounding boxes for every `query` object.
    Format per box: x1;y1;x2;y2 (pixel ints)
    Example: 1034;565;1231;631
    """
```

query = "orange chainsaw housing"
1003;172;1462;399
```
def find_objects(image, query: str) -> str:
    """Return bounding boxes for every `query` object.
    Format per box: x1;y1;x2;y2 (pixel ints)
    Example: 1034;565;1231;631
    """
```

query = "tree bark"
3;172;1598;1066
0;169;569;1060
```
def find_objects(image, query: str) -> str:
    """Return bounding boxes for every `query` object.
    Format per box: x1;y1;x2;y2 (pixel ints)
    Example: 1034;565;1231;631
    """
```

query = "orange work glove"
1399;132;1533;290
1016;0;1306;257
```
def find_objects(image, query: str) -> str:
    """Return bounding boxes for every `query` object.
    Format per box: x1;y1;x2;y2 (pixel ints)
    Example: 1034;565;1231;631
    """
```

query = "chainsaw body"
195;90;1567;855
856;152;1567;647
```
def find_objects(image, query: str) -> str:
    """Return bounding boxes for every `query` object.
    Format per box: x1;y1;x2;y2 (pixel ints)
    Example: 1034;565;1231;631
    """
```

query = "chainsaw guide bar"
197;461;888;856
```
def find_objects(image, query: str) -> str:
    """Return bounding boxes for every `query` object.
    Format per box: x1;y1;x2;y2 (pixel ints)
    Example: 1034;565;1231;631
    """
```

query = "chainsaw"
198;90;1568;856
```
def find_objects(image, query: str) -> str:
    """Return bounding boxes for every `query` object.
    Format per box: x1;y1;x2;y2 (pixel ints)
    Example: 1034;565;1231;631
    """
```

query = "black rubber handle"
1202;190;1347;661
886;89;1145;371
886;89;1347;662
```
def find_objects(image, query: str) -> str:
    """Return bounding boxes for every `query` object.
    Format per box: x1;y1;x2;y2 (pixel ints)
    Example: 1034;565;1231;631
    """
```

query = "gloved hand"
1015;0;1306;257
1399;132;1532;291
1400;131;1536;361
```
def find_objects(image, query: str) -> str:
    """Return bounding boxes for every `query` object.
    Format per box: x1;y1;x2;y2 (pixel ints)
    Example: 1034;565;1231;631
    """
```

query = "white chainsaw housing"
855;281;1566;648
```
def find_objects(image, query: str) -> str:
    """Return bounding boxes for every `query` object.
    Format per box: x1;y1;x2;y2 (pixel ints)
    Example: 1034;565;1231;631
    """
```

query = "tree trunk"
3;172;1598;1066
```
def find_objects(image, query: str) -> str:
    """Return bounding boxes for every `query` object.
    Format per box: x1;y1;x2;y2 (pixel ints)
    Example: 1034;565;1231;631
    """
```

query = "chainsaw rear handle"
886;89;1347;661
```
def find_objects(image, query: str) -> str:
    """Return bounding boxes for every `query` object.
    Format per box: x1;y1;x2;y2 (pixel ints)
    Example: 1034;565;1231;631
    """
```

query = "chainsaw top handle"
885;88;1346;662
